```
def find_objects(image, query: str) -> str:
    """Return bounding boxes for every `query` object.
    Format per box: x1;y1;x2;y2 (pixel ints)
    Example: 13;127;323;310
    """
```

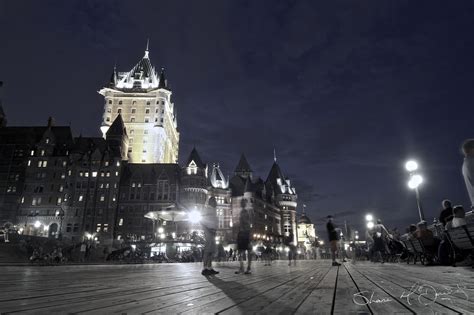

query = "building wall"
99;89;179;164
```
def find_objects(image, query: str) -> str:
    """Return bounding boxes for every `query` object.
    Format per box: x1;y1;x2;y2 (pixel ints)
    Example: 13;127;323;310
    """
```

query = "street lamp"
365;214;373;222
367;221;374;229
405;159;425;221
34;221;41;228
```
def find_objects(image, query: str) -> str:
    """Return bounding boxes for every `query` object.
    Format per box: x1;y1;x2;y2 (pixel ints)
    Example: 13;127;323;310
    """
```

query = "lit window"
112;195;116;202
20;196;24;204
85;172;89;177
119;218;123;226
62;161;67;167
41;150;45;156
92;171;98;177
27;160;31;166
30;150;34;156
115;171;119;176
116;161;120;167
106;172;110;177
78;195;83;202
79;172;83;177
45;138;50;144
106;183;110;188
104;161;109;166
59;185;64;192
57;197;62;205
100;195;105;201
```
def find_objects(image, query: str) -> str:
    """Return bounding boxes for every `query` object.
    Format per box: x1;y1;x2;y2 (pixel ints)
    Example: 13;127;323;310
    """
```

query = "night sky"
1;1;474;234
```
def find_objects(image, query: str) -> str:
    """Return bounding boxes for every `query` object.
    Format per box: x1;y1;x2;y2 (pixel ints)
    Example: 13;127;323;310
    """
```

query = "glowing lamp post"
188;210;202;224
405;160;425;221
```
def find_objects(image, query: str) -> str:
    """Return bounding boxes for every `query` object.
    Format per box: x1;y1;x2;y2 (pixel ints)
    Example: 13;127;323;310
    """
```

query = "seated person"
408;224;417;239
439;199;454;227
446;205;467;229
415;221;439;259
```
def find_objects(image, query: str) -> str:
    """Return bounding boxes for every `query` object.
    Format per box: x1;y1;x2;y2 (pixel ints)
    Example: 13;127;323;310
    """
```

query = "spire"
109;64;117;87
158;67;169;89
235;153;252;174
273;148;277;162
186;147;205;168
144;39;150;58
106;114;127;137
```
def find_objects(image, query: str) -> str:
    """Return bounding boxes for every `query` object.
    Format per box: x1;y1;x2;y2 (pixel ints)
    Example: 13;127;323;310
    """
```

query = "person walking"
201;197;219;276
326;216;341;266
235;199;253;275
79;242;86;263
372;219;391;263
462;139;474;210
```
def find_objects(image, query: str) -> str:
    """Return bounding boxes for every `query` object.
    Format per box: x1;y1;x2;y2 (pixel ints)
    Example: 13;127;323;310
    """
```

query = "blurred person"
372;219;391;263
235;199;253;275
201;197;219;276
439;199;454;227
326;216;341;266
461;139;474;209
446;205;467;229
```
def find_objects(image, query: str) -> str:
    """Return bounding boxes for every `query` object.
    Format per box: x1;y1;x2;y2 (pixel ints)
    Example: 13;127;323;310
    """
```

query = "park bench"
443;212;474;266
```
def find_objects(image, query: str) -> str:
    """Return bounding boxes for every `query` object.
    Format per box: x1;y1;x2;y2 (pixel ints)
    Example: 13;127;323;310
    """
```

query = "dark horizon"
1;0;474;234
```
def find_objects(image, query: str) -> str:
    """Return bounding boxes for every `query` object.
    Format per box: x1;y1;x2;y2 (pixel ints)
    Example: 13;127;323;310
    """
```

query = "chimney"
47;116;55;127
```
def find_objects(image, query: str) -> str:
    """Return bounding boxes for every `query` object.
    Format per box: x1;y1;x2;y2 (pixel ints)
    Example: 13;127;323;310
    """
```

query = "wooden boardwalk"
0;260;473;314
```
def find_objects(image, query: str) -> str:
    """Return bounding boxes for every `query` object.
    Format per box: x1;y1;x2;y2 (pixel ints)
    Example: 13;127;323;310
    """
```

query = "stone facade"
98;46;179;164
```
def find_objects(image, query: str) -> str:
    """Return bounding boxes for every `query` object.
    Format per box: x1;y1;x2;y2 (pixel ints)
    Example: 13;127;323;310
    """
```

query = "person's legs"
246;249;252;273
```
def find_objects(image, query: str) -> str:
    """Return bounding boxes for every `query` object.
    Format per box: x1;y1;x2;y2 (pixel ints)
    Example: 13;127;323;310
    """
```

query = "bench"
400;234;425;264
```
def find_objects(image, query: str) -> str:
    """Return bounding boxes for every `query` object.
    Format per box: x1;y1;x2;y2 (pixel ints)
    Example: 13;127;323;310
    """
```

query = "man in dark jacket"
439;199;454;227
326;216;341;266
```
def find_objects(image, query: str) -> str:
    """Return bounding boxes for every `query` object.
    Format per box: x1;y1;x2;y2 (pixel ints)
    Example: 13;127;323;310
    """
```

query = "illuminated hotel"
0;45;300;247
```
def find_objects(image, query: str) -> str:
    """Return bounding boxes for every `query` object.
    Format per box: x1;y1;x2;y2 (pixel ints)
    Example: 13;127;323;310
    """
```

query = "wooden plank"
344;264;415;314
294;265;338;314
346;264;459;315
333;264;371;314
219;267;324;314
353;264;473;314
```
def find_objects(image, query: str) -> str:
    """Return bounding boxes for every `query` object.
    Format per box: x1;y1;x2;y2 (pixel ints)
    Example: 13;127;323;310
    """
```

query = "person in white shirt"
446;205;467;229
461;139;474;209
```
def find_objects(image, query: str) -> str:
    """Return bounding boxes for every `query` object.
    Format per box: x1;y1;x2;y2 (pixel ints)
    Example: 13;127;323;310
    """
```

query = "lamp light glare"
188;210;202;223
408;174;423;189
158;227;164;234
405;160;418;172
365;214;373;221
34;221;41;228
367;221;375;229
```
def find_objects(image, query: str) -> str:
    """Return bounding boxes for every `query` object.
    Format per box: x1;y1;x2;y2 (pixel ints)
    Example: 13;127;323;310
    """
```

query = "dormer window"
119;100;123;105
146;101;151;105
108;100;112;104
187;161;198;175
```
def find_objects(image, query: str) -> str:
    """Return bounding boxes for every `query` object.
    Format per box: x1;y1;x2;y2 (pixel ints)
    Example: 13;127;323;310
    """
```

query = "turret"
105;114;129;160
234;153;253;179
